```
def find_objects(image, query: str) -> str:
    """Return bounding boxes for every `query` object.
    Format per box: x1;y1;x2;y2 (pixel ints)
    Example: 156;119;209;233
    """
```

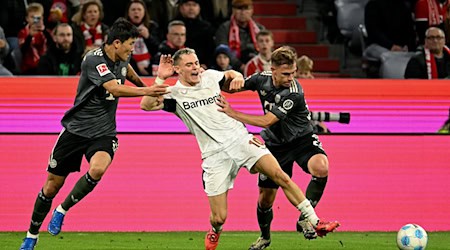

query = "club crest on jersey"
121;67;127;76
282;99;294;110
96;63;111;76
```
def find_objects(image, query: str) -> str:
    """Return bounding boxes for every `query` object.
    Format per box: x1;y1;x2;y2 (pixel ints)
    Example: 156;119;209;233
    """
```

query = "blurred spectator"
404;27;450;78
152;20;186;74
147;0;179;37
211;44;233;71
243;29;273;77
200;0;232;30
42;0;79;30
72;0;108;56
315;0;344;43
296;55;314;79
0;0;27;51
126;0;161;76
363;0;416;62
215;0;265;72
173;0;215;68
37;23;82;75
0;26;13;76
415;0;448;45
18;2;52;75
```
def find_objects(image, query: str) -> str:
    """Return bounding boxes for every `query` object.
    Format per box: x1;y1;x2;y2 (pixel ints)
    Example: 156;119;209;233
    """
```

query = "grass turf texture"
5;231;450;249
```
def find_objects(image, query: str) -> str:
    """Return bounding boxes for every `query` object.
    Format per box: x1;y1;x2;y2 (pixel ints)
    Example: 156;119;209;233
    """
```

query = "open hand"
216;95;234;116
157;54;174;80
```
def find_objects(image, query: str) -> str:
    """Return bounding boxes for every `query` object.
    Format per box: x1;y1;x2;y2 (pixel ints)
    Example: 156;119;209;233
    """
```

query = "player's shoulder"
83;48;106;65
202;69;224;82
203;69;223;77
245;70;271;81
290;80;303;93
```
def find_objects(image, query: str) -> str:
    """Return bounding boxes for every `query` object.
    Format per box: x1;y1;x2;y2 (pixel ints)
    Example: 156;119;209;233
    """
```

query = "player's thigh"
253;154;288;183
228;134;271;173
85;136;118;168
259;146;295;189
293;133;327;174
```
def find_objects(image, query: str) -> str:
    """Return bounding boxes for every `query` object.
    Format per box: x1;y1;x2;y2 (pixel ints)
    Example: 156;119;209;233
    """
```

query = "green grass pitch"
5;231;450;249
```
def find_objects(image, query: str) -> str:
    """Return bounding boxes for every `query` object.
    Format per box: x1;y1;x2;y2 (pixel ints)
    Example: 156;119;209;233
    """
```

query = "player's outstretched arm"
103;79;169;98
217;95;279;128
126;64;147;87
222;70;246;93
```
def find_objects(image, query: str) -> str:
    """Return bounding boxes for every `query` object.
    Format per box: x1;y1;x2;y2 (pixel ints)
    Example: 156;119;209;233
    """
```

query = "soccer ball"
396;224;428;250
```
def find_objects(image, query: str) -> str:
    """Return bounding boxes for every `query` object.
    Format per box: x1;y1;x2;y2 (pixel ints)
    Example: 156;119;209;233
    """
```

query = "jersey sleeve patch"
96;63;111;77
282;99;294;110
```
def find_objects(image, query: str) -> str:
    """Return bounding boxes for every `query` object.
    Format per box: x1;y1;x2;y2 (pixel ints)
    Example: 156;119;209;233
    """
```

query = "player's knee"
311;164;328;177
309;156;329;177
88;167;106;180
43;182;62;197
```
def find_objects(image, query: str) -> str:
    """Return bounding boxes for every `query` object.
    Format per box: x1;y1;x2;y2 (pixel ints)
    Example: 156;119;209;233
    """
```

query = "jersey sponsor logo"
96;63;111;76
182;94;220;110
282;99;294;110
260;90;267;96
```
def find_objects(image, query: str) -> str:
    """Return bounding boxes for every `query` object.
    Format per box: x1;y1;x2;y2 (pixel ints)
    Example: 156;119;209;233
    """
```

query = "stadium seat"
335;0;370;67
379;51;417;79
9;47;22;74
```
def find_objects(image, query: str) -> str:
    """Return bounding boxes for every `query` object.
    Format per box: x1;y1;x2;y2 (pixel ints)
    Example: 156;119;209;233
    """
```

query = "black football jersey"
61;47;130;138
244;71;313;146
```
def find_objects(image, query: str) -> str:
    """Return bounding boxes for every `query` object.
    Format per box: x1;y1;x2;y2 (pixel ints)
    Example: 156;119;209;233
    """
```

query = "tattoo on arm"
126;65;146;87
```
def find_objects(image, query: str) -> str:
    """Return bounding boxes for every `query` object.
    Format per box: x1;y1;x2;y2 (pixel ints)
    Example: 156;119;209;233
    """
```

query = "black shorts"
258;133;326;189
47;129;119;176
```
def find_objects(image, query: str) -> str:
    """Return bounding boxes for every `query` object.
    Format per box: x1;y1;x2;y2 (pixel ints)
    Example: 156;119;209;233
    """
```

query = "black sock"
257;205;273;240
61;172;99;211
299;176;328;221
29;189;53;235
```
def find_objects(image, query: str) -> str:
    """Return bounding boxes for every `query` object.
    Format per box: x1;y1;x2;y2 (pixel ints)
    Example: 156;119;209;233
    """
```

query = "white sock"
56;204;67;215
26;231;38;239
296;199;319;227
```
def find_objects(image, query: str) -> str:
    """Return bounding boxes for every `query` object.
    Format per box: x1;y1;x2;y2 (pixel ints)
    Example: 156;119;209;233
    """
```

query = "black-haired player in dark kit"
217;46;340;250
19;18;172;250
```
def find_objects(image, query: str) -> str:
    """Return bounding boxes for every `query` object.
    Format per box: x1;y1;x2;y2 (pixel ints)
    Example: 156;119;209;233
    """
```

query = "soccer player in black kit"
217;46;340;250
19;18;171;250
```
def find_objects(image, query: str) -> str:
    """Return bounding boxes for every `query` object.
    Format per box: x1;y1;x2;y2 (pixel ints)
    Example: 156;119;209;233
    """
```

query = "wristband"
155;77;165;85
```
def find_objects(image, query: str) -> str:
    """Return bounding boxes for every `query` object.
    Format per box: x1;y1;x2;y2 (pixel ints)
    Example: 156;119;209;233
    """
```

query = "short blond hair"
297;55;313;72
27;2;44;15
